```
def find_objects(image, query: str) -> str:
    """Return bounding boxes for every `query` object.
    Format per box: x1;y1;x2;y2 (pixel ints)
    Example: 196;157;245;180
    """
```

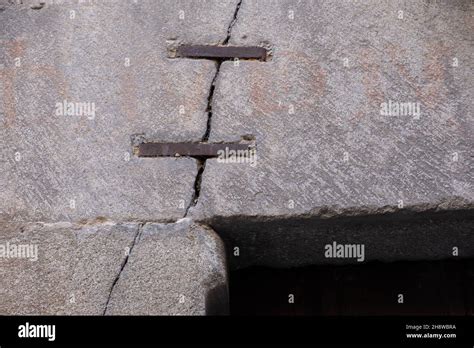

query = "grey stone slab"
105;219;228;315
190;0;474;265
0;0;240;222
193;0;473;218
0;221;138;315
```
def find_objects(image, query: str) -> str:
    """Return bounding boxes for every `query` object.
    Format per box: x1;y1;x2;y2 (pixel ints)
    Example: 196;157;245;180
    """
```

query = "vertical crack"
223;0;243;45
202;0;243;143
184;0;244;217
201;61;221;143
184;158;206;217
102;223;143;315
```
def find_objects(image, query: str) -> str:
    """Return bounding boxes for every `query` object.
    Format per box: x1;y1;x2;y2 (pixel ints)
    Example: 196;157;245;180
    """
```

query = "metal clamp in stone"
137;141;255;158
172;45;268;61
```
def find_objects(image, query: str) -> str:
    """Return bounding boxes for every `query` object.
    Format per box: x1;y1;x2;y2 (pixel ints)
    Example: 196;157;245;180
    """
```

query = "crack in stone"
184;0;244;217
102;222;143;315
201;61;221;143
184;158;206;216
223;0;243;45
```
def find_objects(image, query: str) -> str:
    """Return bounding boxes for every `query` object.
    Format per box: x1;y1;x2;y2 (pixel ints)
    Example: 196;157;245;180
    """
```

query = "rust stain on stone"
120;69;138;121
384;41;460;130
349;110;365;123
0;38;67;128
360;47;384;106
386;43;417;85
183;66;207;120
249;65;274;115
6;38;26;58
1;58;69;128
0;69;16;128
385;41;450;112
1;39;27;128
417;41;449;110
31;65;69;100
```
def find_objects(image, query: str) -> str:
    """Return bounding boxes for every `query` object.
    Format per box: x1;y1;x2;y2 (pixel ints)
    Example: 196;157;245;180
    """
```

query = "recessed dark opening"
229;258;474;315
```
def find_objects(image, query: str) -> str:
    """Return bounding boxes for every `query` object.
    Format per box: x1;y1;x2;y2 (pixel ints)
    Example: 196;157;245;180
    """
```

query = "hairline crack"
102;222;143;315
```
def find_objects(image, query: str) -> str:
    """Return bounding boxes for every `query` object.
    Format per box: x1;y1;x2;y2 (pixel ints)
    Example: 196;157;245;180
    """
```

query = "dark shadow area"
230;258;474;315
205;283;230;315
206;207;474;269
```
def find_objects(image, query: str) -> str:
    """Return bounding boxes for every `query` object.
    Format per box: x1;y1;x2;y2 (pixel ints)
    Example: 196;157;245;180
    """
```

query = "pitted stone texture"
105;220;228;315
0;0;242;222
193;0;473;220
0;221;138;315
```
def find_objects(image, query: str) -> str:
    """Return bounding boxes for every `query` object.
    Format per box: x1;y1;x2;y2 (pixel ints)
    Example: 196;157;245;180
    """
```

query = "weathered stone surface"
0;221;138;314
105;219;228;315
195;0;473;218
0;0;236;316
0;0;240;222
0;0;472;314
189;0;474;265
